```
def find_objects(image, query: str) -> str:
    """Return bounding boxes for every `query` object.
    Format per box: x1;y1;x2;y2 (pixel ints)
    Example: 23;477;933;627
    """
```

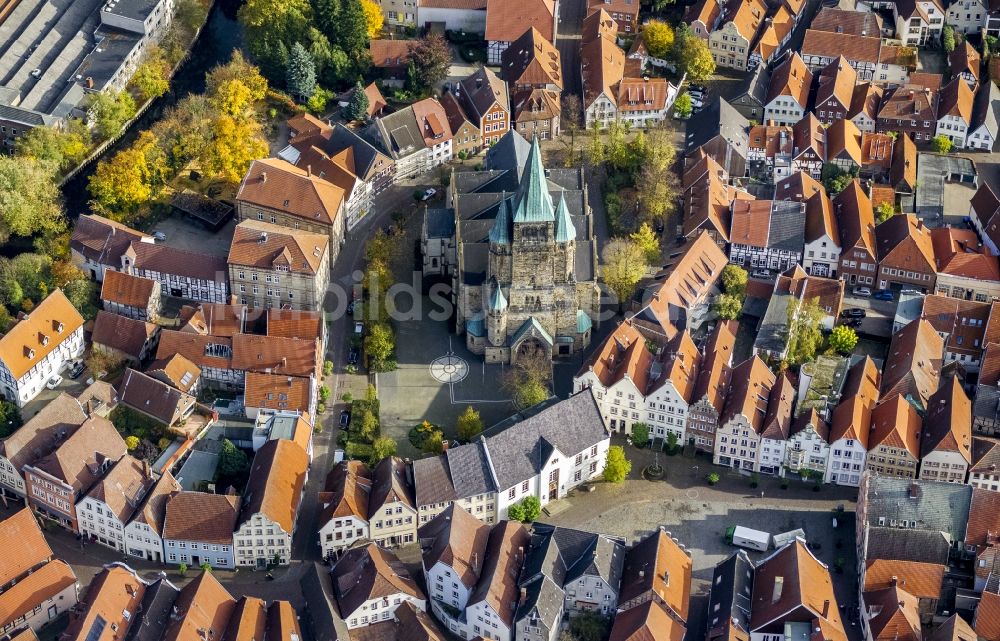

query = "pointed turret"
488;279;508;312
512;137;555;223
554;191;576;242
489;194;512;244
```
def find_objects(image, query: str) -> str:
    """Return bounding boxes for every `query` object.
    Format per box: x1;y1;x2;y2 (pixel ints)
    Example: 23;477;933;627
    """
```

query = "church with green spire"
421;131;600;364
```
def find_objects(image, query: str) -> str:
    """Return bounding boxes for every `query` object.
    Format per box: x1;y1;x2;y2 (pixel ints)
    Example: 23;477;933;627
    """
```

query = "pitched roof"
850;82;884;122
617;77;673;113
243;372;312;415
482;391;608;491
125;242;228;284
161;571;236;641
331;544;424;618
966;487;1000;548
642;231;728;336
802;29;881;63
931;226;1000;279
146;354;201;394
682;155;733;242
237;158;345;227
693;322;735;412
928;614;977;641
70;214;149;266
920;376;972;461
369;456;415;515
238;439;308;533
833;180;876;256
0;393;86;471
231;333;321;378
972;81;1000;142
619;528;692;621
722;356;776;432
815;56;858;111
881;319;944;409
265;600;301;641
891;133;918;191
939;77;976;124
349;601;446;641
129;471;181;535
85;455;153;523
119;368;196;426
684;0;721;26
458;67;509;122
62;565;146;641
155;330;233;372
864;586;921;641
760;373;795;440
100;270;157;308
766;52;811;108
750;6;794;63
320;460;371;526
92;311;158;360
827;119;862;165
880;86;939;122
950;40;981;84
417;504;490;588
810;7;882;35
30;415;127;492
863;559;945;599
368;39;411;68
977;588;1000;641
971;436;1000;474
609;599;686;641
865;527;951;565
876;212;934;265
0;289;84;379
0;509;52;586
178;304;247;337
468;521;530;626
750;540;844;635
582;7;618;39
720;0;767;40
581;34;625;107
501;27;562;89
223;597;266;641
0;559;77;629
869;393;922;456
228;220;329;275
162;492;239;544
485;0;555;42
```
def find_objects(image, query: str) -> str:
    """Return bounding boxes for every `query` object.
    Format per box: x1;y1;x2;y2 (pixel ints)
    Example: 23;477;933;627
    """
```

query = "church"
422;133;600;364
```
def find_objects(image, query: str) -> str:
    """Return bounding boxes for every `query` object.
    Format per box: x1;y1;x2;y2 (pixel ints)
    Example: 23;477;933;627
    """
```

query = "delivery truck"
724;526;771;551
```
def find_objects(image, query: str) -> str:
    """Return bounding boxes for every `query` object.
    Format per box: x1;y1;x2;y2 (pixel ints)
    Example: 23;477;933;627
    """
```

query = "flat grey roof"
175;450;220;490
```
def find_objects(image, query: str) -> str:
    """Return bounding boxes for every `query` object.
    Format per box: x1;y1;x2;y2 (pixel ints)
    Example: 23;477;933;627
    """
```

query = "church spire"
487;278;508;312
554;190;576;242
489;192;511;244
512;137;555;223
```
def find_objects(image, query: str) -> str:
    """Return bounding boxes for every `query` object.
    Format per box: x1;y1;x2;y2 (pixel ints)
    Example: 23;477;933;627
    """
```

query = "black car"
843;318;863;328
348;348;359;365
67;360;85;379
840;308;866;318
346;300;354;315
340;410;351;427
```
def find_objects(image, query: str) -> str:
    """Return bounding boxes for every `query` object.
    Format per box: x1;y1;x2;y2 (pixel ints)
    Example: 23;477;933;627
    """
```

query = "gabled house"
411;441;498;526
77;455;153;553
948;0;988;33
331;544;426;629
875;213;935;292
368;456;417;548
705;549;754;641
802;29;881;80
931;226;1000;306
825;357;880;486
881;319;944;412
708;0;768;71
713;356;776;471
969;80;1000;151
70;214;153;282
728;199;806;273
827;119;863;174
581;29;626;130
748;123;794;183
91;311;159;365
867;394;923;479
748;5;795;69
121;242;229;304
814;56;858;125
763;52;812;126
729;63;771;121
588;0;638;32
684;98;750;178
878;86;940;143
123;471;181;563
501;27;562;141
919;294;991;371
681;153;735;246
811;7;883;36
862;585;922;641
616;528;692;625
687;322;736;454
791;113;826;178
457;67;510;150
937;76;976;148
894;0;945;46
317;460;371;558
162;492;239;569
0;393;86;499
918;376;972;483
441;92;481;159
118;369;196;429
756;373;796;475
850;82;884;133
863;559;944;624
785;409;831;477
834;180;879;287
684;0;722;38
463;521;529;641
861;133;894;181
100;269;160;321
485;0;555;64
951;41;981;88
372;98;454;179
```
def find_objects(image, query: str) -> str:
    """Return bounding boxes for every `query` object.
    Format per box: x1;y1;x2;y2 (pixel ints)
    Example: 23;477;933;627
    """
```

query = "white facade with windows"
495;441;609;519
233;512;293;568
467;595;514;641
825;437;867;486
319;515;368;558
584;94;618;130
803;236;841;279
573;373;644;434
369;500;417;548
784;426;831;476
345;593;426;629
758;437;787;476
764;95;806;127
895;1;945;45
969;469;1000;491
124;520;165;563
0;326;83;408
709;22;753;71
427;559;477;635
644;381;691;442
714;417;762;471
937;113;970;148
918;451;969;483
163;537;234;569
78;496;128;552
947;0;987;32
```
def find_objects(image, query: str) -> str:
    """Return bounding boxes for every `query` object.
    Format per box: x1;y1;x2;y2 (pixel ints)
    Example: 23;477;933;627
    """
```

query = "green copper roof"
489;195;511;244
576;310;592;333
466;318;485;337
512;137;555;223
554;191;576;242
488;279;508;312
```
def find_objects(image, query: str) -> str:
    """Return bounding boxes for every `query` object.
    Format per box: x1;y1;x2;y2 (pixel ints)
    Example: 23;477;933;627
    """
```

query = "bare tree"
561;93;583;167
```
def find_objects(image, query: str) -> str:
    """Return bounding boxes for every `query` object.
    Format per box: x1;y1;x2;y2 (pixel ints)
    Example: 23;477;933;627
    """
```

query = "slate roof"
482;391;608;491
864;527;951;565
706;550;754;641
411;455;457;507
862;476;972;541
484;130;532;174
972;81;1000;143
122;578;180;641
514;573;563;633
446;439;497;497
685;97;749;159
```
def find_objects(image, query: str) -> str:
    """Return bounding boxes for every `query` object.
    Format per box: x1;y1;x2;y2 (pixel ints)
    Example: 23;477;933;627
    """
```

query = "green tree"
519;496;541;522
88;91;137;140
713;293;743;320
366;322;395;365
630;223;661;263
631;422;649;448
217;439;249;478
674;92;693;118
125;435;140;450
786;297;825;365
634;126;679;224
239;0;312;77
674;28;715;81
943;24;956;53
507;502;525;521
721;264;748;298
15;122;90;175
504;353;551;410
821;163;852;195
706;472;720;485
603;446;631;483
337;0;370;62
932;135;953;153
344;81;370;121
829;325;859;354
0;157;66;243
178;563;188;577
200;562;212;572
307;87;336;115
206;52;269;103
407;35;452;95
568;611;611;641
370;436;397;463
602;239;648;311
422;429;446;454
359;410;379;442
643;20;674;59
456;406;483;442
0;400;22;439
131;48;171;101
62;278;98;320
287;42;318;100
875;201;895;224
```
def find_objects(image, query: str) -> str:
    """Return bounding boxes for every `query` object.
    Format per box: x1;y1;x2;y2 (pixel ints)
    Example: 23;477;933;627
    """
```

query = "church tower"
486;277;508;347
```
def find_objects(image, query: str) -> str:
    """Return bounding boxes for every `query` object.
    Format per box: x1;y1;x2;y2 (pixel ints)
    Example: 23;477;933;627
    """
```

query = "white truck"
771;528;806;549
725;526;771;552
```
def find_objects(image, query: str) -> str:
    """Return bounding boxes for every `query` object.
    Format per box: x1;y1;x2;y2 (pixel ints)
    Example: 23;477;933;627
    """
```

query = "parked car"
873;289;894;301
346;300;354;316
852;287;872;297
751;269;772;279
348;348;359;365
340;410;351;427
67;360;85;379
900;288;922;295
46;374;63;390
672;110;690;120
840;308;866;318
153;231;167;242
421;188;437;201
354;322;363;335
843;318;863;328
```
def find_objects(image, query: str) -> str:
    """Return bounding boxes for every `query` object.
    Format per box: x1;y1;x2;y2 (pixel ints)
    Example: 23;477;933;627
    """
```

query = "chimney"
143;459;151;478
639;570;645;578
890;575;898;586
520;587;527;601
260;172;267;184
772;576;784;603
306;165;312;177
822;599;830;618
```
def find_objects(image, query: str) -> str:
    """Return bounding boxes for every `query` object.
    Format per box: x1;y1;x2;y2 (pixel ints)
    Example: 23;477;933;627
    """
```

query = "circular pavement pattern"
429;355;469;384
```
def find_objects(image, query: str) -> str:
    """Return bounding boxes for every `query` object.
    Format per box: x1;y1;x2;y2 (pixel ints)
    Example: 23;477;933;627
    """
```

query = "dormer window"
26;348;35;359
56;322;64;333
40;334;49;346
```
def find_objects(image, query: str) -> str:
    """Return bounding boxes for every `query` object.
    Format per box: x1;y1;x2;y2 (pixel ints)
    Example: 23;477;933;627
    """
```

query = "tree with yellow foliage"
361;0;383;38
202;114;269;184
88;131;167;221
